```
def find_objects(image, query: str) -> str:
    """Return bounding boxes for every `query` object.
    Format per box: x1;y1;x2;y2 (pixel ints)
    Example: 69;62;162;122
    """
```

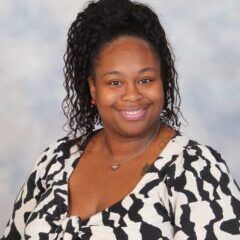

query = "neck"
103;121;160;161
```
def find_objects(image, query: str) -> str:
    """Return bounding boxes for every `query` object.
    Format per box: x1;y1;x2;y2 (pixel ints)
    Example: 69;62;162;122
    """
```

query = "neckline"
66;129;181;224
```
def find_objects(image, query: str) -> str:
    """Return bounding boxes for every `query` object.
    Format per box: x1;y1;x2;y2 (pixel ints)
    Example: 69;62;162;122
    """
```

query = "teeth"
120;109;145;121
124;110;143;115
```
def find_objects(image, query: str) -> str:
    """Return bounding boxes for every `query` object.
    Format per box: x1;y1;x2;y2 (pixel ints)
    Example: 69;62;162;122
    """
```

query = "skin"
68;36;176;220
89;36;164;160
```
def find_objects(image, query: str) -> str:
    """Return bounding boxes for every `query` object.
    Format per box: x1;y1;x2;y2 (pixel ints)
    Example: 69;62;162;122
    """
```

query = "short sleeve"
164;141;240;240
1;139;66;240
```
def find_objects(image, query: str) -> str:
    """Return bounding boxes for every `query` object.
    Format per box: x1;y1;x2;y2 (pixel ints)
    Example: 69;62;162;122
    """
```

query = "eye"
138;78;153;85
107;80;122;87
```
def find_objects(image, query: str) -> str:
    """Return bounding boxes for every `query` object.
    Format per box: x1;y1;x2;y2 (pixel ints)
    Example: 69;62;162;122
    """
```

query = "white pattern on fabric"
2;131;240;239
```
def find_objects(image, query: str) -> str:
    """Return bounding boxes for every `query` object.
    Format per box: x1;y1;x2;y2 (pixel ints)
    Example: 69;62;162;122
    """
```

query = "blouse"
2;131;240;239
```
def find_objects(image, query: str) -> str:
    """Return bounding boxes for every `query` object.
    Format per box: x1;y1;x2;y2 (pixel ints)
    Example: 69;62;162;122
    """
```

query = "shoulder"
168;132;228;171
156;132;228;179
163;132;240;202
153;131;230;183
35;136;75;166
29;135;82;180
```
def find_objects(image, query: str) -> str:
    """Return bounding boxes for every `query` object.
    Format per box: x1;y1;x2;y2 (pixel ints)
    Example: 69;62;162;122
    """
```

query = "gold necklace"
104;122;161;171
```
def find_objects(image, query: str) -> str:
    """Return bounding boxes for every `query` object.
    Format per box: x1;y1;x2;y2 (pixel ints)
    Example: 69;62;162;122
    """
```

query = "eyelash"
107;78;153;87
107;80;122;86
138;78;153;84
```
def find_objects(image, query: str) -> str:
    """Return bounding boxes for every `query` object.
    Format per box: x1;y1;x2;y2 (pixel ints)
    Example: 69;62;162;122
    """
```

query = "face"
89;36;164;138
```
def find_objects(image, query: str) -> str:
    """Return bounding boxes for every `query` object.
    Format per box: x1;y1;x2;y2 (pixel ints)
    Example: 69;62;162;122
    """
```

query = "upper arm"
1;144;59;239
165;143;240;240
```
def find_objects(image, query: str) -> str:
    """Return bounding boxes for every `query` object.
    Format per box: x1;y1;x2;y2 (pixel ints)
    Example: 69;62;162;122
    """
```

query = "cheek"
95;88;121;107
146;84;164;105
153;93;165;110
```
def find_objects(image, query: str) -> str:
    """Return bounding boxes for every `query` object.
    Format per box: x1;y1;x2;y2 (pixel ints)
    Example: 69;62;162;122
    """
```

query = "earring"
91;99;96;106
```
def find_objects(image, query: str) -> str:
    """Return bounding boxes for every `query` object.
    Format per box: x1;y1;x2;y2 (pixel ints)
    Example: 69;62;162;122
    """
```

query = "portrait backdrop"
0;0;239;233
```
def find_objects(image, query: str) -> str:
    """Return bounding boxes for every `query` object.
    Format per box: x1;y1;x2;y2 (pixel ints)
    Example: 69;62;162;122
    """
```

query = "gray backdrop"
1;0;239;233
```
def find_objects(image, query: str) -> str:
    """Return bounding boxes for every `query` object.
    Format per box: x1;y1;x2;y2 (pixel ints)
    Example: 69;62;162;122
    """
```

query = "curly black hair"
62;0;182;139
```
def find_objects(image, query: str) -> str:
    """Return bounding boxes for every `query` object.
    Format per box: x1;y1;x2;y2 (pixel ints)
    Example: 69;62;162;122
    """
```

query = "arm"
165;142;240;240
1;144;58;240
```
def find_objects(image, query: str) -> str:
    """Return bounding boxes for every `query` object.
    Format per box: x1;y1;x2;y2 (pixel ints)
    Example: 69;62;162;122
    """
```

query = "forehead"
94;36;160;71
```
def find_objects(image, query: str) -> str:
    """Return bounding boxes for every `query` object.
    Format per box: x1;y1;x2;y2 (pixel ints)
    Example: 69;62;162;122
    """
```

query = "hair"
62;0;182;140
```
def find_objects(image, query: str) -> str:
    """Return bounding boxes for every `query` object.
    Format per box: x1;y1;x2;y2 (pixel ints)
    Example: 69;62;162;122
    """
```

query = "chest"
67;126;176;221
67;151;150;220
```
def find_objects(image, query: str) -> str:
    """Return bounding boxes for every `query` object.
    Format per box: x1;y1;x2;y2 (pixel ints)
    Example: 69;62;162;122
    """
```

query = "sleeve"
164;142;240;240
1;142;60;240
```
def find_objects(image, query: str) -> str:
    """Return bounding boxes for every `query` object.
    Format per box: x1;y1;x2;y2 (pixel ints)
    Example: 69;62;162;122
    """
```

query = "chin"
116;119;157;137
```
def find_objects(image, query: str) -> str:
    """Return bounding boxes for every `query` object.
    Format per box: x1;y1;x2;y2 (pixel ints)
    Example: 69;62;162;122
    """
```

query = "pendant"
111;163;120;170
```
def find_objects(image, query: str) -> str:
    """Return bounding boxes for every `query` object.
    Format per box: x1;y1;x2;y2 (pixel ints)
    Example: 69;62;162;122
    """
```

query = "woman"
2;0;240;239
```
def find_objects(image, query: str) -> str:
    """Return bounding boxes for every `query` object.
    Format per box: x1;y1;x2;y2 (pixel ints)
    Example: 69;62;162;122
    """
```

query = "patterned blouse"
2;131;240;240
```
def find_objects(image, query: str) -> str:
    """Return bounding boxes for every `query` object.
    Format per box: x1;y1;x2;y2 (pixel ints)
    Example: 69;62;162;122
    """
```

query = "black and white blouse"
2;131;240;239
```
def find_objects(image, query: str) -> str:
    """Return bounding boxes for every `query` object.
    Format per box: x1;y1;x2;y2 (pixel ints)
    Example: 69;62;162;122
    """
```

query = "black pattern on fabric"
1;132;240;239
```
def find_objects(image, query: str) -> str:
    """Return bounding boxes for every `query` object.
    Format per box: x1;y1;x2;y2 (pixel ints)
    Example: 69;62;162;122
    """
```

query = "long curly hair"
62;0;182;139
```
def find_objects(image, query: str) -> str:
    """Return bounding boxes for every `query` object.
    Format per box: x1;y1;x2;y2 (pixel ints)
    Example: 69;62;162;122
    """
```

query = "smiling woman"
2;0;240;239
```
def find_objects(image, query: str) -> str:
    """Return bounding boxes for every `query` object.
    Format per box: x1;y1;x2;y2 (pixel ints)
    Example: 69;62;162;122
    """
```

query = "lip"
119;108;147;121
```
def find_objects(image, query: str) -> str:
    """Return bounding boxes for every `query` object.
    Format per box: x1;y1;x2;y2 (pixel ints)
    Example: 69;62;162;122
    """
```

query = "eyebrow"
139;67;157;74
102;67;157;77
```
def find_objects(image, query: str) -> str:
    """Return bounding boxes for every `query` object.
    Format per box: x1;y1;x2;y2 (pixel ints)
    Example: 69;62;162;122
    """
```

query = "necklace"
104;122;161;171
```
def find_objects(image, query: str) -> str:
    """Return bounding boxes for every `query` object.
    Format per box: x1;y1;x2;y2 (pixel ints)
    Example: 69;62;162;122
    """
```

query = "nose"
122;82;143;102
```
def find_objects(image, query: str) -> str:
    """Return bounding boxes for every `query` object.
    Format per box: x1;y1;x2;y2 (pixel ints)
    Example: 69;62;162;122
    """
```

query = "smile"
120;108;146;121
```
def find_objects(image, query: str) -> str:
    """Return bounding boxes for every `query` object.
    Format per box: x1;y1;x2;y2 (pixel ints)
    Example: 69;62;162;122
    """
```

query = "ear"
88;76;96;101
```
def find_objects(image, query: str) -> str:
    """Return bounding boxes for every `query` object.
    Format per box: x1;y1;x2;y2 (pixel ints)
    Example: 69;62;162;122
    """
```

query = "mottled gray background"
1;0;239;233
